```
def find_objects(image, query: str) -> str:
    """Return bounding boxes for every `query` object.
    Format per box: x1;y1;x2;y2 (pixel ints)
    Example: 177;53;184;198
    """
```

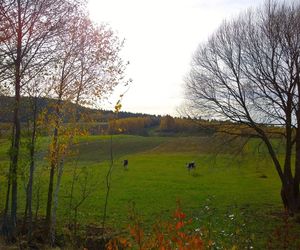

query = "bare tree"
44;14;127;244
185;1;300;213
0;0;79;238
22;78;45;239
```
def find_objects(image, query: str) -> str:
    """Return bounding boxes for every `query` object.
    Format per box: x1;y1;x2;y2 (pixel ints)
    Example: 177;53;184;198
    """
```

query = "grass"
0;134;299;248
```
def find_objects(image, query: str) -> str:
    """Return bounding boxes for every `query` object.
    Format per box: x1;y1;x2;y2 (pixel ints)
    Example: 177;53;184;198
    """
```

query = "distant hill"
1;96;276;138
0;95;159;123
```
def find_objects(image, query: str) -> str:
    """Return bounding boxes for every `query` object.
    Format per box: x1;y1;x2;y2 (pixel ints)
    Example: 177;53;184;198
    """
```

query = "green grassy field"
0;134;299;248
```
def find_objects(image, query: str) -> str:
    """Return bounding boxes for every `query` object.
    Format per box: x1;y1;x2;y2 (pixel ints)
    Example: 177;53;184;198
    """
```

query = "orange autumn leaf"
176;221;185;230
177;231;186;239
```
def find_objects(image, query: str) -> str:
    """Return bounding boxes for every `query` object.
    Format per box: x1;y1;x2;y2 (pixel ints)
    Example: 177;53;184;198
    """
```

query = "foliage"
159;116;216;135
107;202;203;250
159;115;176;132
109;116;157;135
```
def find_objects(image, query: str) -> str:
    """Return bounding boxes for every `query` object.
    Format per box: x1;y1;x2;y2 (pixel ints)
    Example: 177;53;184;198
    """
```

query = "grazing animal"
123;159;128;170
186;162;196;171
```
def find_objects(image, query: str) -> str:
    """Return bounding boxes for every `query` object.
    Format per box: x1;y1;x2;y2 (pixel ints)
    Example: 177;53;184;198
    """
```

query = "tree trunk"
51;157;65;245
10;88;21;230
280;108;298;214
46;101;60;239
9;0;23;236
294;73;300;212
45;130;57;235
24;97;38;238
281;183;298;214
2;164;12;237
295;153;300;211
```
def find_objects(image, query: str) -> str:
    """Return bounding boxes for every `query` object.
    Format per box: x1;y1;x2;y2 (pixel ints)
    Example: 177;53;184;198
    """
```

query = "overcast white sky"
88;0;264;115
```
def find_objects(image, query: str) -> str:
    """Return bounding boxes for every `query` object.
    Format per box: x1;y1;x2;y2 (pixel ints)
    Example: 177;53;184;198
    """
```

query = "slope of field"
0;135;298;248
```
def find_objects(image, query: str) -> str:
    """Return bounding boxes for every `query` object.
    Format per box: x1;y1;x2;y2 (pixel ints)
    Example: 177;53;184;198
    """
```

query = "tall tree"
44;14;127;243
22;77;45;239
0;0;83;237
185;1;300;213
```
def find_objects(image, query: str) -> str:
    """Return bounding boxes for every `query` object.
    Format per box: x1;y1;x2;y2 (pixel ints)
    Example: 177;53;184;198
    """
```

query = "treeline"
0;94;282;138
107;115;215;136
0;95;162;137
106;115;284;137
0;95;151;123
109;116;159;135
159;115;215;135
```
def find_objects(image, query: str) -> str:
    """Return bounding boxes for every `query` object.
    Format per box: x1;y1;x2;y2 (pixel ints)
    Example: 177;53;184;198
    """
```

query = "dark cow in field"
123;159;128;170
186;161;196;171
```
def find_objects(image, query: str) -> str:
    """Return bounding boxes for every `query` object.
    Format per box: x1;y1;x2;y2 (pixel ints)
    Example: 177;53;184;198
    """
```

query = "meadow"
0;134;299;248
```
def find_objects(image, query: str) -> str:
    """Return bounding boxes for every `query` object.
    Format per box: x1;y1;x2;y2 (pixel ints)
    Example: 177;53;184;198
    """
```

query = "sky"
88;0;264;116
